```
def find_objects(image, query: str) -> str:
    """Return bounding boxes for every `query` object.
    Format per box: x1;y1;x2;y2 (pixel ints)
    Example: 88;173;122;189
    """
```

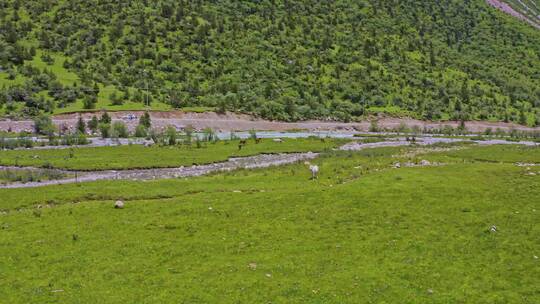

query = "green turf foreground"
0;145;539;303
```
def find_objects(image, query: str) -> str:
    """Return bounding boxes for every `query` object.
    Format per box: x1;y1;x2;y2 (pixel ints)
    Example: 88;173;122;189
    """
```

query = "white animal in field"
309;164;319;179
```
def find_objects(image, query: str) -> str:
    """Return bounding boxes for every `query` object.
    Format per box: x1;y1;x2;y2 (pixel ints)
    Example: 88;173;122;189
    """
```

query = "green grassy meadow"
0;144;539;303
0;138;343;170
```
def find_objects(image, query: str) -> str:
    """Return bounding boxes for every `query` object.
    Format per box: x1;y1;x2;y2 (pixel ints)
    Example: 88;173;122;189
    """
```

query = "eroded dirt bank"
1;111;538;133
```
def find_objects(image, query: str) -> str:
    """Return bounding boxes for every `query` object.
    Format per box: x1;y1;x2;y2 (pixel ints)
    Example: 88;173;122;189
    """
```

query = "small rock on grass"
114;200;124;209
420;160;431;166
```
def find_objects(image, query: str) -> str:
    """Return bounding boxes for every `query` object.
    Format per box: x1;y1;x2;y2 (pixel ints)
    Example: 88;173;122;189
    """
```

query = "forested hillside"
1;0;540;125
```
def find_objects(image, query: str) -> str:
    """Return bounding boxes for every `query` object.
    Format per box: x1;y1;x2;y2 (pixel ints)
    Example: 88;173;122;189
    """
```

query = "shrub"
369;120;379;132
76;116;86;134
88;116;99;133
149;128;160;144
83;95;97;109
61;132;89;146
139;112;151;128
0;136;34;150
112;121;129;138
134;125;147;138
99;112;111;124
203;127;217;142
33;114;55;135
99;123;111;138
165;126;177;145
184;125;194;145
110;91;124;105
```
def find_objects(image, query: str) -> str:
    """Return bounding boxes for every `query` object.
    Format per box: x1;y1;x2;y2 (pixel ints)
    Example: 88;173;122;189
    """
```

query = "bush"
249;129;257;141
0;169;67;184
203;127;217;142
110;91;124;105
139;112;151;128
61;132;89;146
0;136;34;150
112;121;129;138
134;125;147;138
83;95;97;109
165;126;177;145
76;116;86;134
33;114;55;136
369;120;379;132
184;125;194;145
149;128;160;144
99;112;112;124
88;116;99;133
99;123;111;138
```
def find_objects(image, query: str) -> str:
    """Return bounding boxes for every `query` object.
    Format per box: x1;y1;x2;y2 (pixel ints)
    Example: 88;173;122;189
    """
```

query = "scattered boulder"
394;162;401;168
420;160;431;166
248;263;257;270
114;200;125;209
273;138;283;143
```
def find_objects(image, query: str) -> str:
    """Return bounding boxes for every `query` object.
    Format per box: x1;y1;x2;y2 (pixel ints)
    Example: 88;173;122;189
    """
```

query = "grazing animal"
273;138;283;143
114;200;125;209
255;138;262;144
238;139;247;150
309;165;319;180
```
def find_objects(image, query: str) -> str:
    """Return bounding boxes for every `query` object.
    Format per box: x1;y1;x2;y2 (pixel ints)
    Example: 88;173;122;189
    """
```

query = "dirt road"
1;111;538;134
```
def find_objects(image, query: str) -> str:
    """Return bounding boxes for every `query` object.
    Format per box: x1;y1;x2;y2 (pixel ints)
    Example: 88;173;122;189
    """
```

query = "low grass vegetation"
0;169;68;185
0;144;539;303
432;145;540;164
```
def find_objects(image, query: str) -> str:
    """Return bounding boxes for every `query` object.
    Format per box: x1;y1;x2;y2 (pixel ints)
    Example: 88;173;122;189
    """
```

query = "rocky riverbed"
0;152;319;189
1;137;538;189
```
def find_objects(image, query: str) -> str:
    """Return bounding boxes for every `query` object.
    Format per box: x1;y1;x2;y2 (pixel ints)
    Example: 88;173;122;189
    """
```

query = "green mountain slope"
0;0;539;125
